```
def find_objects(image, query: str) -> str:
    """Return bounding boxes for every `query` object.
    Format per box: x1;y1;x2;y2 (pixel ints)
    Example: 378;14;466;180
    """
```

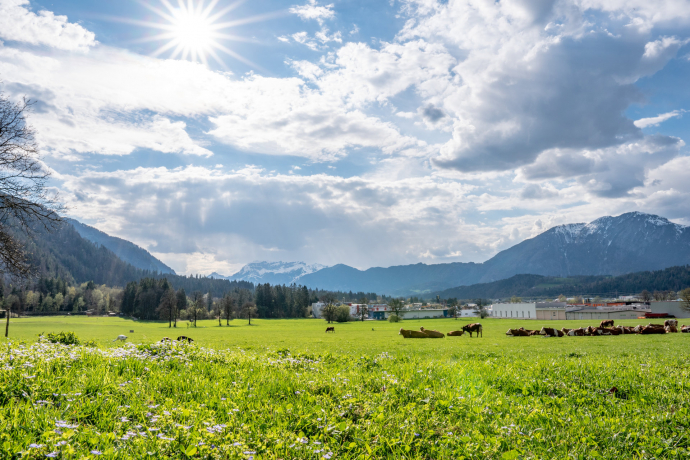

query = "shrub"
43;331;80;345
334;305;351;323
388;314;401;323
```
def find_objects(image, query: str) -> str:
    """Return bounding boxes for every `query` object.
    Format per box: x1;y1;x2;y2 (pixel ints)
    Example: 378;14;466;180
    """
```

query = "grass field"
1;316;689;459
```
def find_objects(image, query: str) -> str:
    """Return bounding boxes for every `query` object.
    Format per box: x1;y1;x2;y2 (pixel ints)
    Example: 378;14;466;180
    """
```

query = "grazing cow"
681;325;690;333
419;327;444;338
113;335;127;342
506;328;529;337
638;325;666;335
176;336;194;342
325;327;335;333
666;325;678;333
567;328;586;336
462;323;483;338
665;319;678;328
600;320;614;328
447;330;465;336
539;327;564;337
399;328;428;338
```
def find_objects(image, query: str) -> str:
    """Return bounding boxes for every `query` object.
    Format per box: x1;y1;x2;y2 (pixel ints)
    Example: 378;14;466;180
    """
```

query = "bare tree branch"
0;89;63;278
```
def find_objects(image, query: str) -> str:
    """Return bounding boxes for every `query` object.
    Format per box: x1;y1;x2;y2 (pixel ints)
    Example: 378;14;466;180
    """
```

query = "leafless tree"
387;298;404;320
240;301;257;325
1;90;63;337
157;288;177;327
679;288;690;312
222;295;235;325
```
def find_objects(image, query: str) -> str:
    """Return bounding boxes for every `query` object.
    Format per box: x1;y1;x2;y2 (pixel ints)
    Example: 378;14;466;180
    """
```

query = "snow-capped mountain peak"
213;261;329;285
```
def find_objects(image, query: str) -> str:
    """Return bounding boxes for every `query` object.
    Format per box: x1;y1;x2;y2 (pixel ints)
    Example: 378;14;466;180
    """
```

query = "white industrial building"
651;300;690;318
490;302;568;320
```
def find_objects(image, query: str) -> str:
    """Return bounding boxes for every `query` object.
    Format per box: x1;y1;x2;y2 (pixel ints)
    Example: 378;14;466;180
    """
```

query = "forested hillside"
14;219;252;296
432;265;690;300
66;218;175;274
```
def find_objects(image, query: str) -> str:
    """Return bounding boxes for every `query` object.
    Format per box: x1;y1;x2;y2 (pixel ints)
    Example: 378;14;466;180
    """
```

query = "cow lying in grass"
399;328;429;338
665;319;678;328
447;330;465;336
681;325;690;333
506;328;530;337
567;328;585;336
637;324;666;335
462;323;483;337
420;327;444;338
539;327;564;337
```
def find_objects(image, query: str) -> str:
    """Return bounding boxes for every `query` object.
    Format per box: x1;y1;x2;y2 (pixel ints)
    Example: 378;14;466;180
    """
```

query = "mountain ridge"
66;218;175;275
231;212;690;295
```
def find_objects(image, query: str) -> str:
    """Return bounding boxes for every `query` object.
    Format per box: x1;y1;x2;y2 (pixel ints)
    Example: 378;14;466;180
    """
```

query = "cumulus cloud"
0;0;95;51
0;43;422;161
387;0;688;173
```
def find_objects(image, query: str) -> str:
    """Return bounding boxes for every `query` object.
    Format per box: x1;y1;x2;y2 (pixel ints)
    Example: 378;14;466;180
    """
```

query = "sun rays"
123;0;278;67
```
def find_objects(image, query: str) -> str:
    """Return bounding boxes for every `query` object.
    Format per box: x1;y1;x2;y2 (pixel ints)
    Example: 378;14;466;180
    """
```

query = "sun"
128;0;277;67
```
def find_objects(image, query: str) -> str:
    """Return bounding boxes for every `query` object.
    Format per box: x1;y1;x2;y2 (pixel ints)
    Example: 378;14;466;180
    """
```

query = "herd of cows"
393;320;690;339
398;323;484;338
506;319;690;337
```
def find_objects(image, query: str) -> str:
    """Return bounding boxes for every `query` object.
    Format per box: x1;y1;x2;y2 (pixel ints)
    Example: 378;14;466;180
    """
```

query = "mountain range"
208;261;326;285
222;212;690;295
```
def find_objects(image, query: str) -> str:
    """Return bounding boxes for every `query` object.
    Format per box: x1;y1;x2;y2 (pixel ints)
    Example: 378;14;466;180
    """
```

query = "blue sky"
1;0;689;275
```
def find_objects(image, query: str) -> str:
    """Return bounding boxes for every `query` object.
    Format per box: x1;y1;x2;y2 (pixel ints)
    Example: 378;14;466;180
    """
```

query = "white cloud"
391;0;688;173
0;0;95;51
0;43;422;161
289;0;336;25
59;165;498;273
634;110;686;128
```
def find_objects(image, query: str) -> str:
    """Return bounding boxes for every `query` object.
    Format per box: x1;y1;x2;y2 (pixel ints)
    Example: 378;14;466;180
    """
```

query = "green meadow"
1;316;689;459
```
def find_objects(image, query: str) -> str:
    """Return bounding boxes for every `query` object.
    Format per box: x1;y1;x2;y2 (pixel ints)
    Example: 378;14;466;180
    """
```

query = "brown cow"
176;336;193;342
585;326;600;336
399;328;428;338
420;327;444;338
447;330;465;336
567;328;586;336
617;326;636;334
325;327;335;333
506;328;529;337
539;327;564;337
681;325;690;333
638;325;666;335
462;323;483;337
600;319;614;328
561;328;572;335
665;325;678;333
665;319;678;328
